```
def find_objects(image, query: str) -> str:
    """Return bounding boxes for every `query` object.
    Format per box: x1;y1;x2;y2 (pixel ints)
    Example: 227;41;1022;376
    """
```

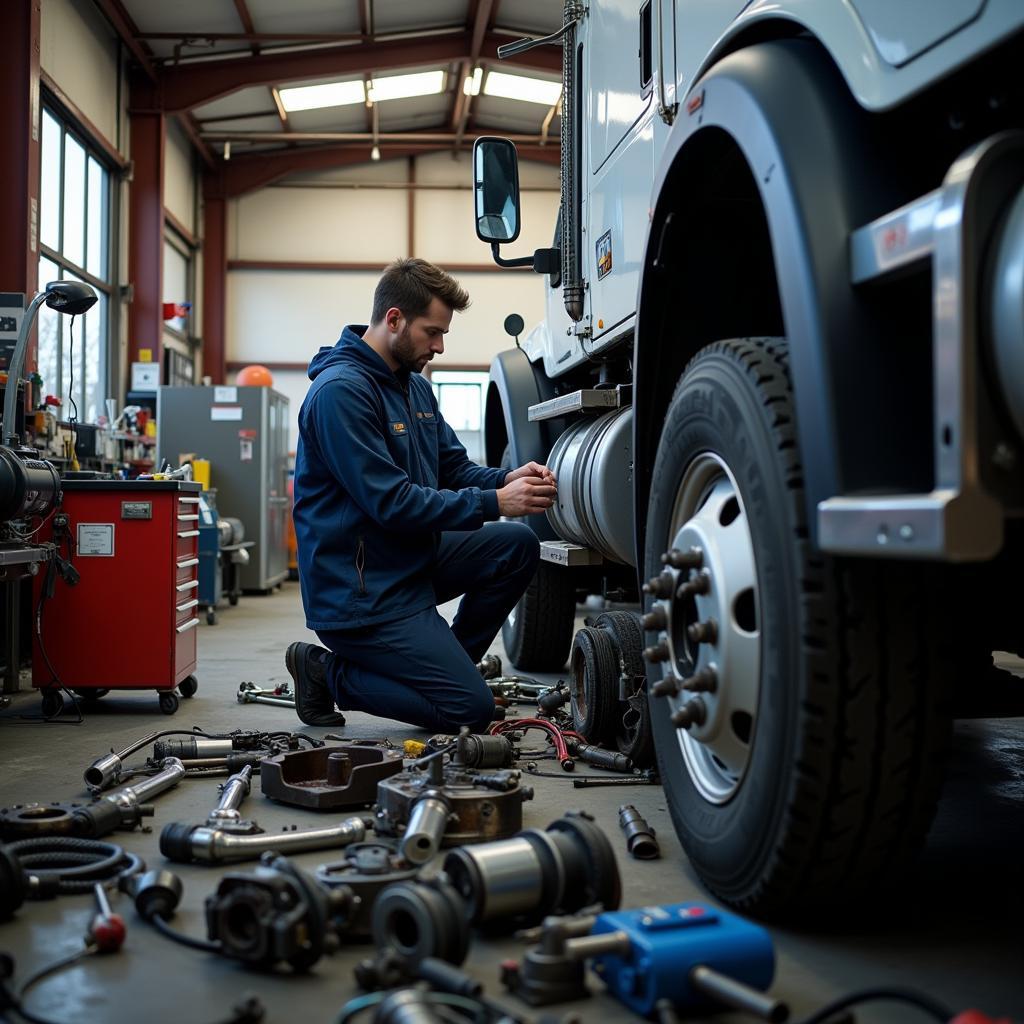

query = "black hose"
797;987;954;1024
150;914;221;954
3;838;143;894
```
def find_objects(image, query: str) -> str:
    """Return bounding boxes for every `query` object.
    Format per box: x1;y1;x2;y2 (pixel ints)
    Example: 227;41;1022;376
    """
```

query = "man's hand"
497;475;557;517
504;461;557;487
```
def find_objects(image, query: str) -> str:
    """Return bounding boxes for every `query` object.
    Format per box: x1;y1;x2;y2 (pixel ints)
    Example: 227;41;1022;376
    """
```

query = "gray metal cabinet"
157;385;289;592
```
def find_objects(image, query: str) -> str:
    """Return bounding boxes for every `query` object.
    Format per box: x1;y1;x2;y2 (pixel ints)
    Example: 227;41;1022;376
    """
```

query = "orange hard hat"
236;364;274;387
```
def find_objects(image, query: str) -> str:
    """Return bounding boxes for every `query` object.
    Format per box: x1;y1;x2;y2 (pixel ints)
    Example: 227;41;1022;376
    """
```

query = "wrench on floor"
237;680;296;708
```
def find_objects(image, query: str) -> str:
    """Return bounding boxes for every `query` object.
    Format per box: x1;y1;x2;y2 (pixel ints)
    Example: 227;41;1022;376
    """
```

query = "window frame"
37;95;118;422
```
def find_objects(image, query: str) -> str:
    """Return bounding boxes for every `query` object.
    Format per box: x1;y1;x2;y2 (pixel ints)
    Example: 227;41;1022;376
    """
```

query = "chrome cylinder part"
447;835;545;921
987;184;1024;443
400;795;451;865
207;766;253;825
546;407;635;564
161;815;366;864
153;737;234;760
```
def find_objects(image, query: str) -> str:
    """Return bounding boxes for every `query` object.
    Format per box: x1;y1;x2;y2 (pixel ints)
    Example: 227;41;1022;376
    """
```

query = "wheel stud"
643;641;670;664
643;572;675;599
661;547;703;570
687;619;717;645
642;607;667;631
682;667;717;693
676;571;711;601
671;697;707;730
651;676;679;698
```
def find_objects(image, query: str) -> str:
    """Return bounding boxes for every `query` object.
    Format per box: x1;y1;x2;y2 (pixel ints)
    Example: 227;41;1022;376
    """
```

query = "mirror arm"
490;243;561;273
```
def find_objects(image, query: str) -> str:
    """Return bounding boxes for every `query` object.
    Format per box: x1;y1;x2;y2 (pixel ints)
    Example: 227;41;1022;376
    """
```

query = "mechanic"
288;257;557;730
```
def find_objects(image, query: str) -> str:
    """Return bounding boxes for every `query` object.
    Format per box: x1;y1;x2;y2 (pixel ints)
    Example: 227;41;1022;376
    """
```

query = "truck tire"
501;561;576;671
592;611;655;768
643;338;952;917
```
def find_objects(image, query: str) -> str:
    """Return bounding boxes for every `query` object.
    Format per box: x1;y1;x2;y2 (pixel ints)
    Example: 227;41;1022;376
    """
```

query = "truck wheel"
569;624;620;743
644;338;952;917
593;611;655;768
501;561;576;671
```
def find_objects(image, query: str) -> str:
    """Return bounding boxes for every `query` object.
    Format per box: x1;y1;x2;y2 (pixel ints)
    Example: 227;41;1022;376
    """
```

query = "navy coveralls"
293;326;539;733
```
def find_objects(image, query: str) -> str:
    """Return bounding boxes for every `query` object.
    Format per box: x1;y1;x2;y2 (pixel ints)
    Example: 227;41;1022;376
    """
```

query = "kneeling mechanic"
288;257;557;730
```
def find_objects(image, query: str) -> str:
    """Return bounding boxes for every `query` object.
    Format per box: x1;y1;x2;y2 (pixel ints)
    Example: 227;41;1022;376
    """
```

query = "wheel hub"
643;453;761;803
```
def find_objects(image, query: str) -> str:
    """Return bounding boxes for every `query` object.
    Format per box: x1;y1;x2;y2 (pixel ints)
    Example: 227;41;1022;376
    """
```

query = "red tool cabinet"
32;480;202;715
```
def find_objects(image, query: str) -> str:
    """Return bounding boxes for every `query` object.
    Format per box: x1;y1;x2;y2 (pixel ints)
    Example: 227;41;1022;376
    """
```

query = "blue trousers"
316;522;539;733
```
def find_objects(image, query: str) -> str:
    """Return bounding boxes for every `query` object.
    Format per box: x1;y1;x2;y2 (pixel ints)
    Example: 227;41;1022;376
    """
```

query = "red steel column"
127;77;165;371
201;182;227;384
0;0;41;368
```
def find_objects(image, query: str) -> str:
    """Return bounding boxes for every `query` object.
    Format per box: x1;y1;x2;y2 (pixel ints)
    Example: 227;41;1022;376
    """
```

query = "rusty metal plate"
259;744;404;810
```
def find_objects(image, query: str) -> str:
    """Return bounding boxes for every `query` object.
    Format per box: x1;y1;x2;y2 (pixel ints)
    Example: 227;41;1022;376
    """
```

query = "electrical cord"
0;946;96;1024
150;913;221;954
797;987;955;1024
65;315;78;470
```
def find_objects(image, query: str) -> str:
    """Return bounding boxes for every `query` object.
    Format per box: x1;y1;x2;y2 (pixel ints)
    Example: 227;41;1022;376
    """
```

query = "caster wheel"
40;689;64;718
206;608;217;626
178;675;198;699
228;592;239;607
159;691;180;715
74;688;110;701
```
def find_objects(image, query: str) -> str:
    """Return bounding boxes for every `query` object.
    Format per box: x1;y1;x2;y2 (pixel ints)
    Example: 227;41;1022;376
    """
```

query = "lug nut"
643;642;670;664
687;619;717;645
642;607;667;631
643;572;675;599
651;676;679;698
681;667;717;694
676;571;711;601
671;698;706;730
661;547;703;570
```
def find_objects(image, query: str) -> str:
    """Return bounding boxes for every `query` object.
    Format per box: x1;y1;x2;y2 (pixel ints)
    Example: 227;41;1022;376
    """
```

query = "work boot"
285;642;347;727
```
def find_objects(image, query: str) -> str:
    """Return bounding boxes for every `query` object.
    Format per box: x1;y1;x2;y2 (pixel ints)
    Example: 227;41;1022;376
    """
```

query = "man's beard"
391;325;428;374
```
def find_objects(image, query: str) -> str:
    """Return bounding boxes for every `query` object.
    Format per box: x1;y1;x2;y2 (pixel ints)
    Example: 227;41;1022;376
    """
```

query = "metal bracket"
820;132;1024;560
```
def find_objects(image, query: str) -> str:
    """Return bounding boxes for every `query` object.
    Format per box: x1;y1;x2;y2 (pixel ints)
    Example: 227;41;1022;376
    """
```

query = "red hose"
488;717;582;771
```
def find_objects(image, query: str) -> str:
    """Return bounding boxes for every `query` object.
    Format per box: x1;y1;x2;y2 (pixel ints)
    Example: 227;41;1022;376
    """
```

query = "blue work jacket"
293;325;506;630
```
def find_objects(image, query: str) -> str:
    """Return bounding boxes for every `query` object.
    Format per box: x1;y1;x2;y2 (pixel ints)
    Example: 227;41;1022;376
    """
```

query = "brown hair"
370;258;470;324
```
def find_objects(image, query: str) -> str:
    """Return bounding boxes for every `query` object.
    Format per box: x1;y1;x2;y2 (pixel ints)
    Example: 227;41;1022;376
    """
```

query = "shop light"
279;80;366;112
463;67;483;96
483;71;561;106
368;70;445;102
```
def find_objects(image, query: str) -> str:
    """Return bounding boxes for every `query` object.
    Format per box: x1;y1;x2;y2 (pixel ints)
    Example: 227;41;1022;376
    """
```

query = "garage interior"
1;2;1023;1024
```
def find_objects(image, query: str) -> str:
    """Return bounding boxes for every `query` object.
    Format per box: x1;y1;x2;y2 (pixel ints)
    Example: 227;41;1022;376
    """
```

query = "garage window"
38;105;112;423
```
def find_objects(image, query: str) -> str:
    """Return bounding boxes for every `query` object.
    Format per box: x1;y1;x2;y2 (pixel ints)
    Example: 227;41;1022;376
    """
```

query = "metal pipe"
564;929;632;961
689;965;790;1023
202;131;554;144
160;816;367;865
102;758;186;829
270;181;558;192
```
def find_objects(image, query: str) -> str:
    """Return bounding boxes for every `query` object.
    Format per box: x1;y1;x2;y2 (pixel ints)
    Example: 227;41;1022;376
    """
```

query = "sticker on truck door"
596;230;613;279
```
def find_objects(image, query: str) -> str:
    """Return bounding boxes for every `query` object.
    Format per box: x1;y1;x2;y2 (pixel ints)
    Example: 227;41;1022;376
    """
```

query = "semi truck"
472;1;1024;916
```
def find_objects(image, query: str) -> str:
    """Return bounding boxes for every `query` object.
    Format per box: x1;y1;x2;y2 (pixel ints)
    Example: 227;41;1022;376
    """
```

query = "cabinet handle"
178;497;201;505
176;598;200;613
176;617;200;633
177;530;200;539
177;514;200;522
176;579;199;593
176;557;199;569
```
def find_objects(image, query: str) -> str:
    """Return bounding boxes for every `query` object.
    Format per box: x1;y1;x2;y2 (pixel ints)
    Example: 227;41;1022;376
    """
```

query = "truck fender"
486;347;567;541
635;37;907;560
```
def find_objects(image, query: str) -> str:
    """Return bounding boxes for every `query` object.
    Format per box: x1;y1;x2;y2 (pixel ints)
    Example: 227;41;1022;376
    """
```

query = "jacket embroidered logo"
391;421;407;434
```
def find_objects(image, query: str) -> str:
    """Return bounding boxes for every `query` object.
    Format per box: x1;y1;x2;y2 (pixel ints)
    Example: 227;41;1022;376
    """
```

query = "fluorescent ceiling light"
463;67;483;96
483;71;561;106
279;80;365;112
368;70;445;103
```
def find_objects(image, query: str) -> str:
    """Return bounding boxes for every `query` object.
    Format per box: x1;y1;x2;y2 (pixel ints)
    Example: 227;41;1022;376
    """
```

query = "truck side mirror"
473;137;522;244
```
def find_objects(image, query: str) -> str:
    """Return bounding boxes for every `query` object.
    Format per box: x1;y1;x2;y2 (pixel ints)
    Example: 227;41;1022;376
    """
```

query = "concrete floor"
0;581;1021;1024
